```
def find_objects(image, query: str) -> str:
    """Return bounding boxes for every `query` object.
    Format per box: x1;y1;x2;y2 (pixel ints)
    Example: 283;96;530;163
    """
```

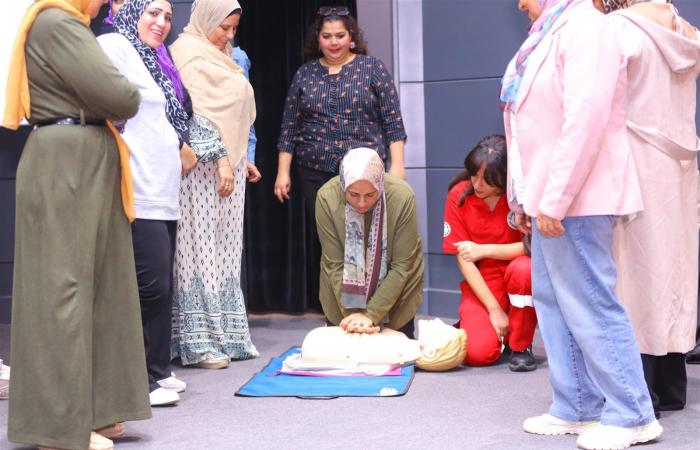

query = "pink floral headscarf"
500;0;576;112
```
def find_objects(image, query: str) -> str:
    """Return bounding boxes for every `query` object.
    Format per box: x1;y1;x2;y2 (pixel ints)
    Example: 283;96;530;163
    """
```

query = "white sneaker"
0;360;9;400
576;420;663;450
157;372;186;393
149;387;179;406
523;414;598;436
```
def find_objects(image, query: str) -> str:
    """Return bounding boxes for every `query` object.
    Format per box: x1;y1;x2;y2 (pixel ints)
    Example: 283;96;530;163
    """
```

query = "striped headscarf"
339;148;388;310
500;0;576;112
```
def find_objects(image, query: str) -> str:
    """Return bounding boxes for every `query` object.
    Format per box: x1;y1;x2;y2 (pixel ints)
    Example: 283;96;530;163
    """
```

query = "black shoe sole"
509;362;537;372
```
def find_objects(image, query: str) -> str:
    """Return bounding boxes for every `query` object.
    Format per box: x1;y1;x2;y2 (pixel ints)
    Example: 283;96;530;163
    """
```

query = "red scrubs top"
442;180;521;273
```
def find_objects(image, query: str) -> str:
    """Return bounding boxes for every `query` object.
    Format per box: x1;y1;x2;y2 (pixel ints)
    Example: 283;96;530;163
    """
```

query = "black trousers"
297;164;336;309
686;232;700;364
686;238;700;363
690;300;700;362
690;322;700;363
132;219;176;392
641;353;687;418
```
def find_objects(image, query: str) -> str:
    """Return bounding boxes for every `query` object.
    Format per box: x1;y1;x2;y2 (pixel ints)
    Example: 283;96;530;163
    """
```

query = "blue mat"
235;347;415;398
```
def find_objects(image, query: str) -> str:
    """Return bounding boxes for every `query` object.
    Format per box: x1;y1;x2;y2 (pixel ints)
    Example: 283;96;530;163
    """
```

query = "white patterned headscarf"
339;148;388;310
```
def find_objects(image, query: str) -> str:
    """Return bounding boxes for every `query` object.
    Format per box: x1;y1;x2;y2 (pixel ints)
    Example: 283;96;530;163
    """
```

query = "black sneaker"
509;347;536;372
686;345;700;365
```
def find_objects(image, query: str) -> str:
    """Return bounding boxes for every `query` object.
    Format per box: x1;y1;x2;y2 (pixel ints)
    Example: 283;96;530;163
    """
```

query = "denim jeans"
531;215;654;427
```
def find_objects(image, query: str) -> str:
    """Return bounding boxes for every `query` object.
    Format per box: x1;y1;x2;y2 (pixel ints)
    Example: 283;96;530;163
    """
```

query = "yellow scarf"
4;0;136;222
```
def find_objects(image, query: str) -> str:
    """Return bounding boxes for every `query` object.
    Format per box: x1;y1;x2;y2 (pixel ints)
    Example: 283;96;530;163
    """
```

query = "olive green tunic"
8;9;150;450
315;175;424;329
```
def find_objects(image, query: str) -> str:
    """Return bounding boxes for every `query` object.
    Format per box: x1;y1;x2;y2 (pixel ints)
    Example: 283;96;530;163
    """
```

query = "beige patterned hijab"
169;0;255;167
339;148;388;310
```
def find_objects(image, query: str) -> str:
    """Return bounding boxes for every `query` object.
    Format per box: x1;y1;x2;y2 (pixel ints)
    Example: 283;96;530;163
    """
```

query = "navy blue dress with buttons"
277;54;406;174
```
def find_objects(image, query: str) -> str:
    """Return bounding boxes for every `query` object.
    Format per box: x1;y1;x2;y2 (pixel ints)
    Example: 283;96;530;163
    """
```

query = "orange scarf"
4;0;136;222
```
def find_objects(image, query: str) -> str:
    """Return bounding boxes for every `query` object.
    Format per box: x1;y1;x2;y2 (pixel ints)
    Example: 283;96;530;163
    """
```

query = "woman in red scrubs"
442;135;536;372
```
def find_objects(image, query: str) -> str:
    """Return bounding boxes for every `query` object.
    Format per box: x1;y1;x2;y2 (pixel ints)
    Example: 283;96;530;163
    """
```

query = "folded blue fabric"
235;347;415;398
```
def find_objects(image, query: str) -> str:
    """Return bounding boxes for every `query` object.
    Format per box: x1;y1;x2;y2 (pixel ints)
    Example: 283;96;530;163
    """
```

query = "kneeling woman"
442;135;536;371
316;148;423;338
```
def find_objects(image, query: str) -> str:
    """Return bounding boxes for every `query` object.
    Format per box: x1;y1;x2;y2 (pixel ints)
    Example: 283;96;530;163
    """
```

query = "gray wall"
396;0;529;317
0;128;25;322
1;1;700;322
357;0;394;76
394;0;700;318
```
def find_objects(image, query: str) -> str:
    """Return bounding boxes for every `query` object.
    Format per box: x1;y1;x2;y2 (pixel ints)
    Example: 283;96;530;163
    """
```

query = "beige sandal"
94;422;125;439
195;355;229;369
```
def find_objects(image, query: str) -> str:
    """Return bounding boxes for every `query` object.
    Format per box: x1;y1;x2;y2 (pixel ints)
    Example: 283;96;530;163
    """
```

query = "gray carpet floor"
1;314;699;450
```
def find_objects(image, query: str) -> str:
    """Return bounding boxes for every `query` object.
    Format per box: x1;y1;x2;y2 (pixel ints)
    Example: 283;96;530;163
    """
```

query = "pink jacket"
505;0;643;220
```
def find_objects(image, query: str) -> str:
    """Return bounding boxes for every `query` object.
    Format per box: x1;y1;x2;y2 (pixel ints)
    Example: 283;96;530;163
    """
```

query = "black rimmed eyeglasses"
317;6;350;17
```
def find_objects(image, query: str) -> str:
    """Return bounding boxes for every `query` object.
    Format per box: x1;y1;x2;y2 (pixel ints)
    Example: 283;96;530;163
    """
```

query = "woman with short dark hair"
274;7;407;308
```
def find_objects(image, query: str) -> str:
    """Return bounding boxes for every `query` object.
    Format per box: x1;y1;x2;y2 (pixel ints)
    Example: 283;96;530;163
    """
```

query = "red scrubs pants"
459;255;536;366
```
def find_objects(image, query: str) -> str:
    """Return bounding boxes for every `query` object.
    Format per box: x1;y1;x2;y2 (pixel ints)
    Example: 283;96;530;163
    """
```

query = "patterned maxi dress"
171;115;259;365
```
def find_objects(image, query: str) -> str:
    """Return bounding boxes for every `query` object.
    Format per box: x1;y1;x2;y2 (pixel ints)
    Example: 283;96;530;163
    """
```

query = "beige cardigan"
610;8;700;355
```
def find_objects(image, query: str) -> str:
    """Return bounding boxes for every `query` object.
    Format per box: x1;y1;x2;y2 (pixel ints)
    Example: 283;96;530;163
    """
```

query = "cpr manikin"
415;318;467;371
298;318;467;372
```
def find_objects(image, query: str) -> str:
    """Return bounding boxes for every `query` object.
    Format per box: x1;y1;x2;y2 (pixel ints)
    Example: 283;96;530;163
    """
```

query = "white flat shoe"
149;387;179;406
89;432;114;450
157;372;187;393
0;360;9;400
